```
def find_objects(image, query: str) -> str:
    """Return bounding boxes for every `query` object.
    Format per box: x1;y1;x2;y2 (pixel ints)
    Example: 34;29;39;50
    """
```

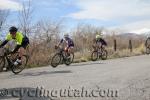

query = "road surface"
0;55;150;100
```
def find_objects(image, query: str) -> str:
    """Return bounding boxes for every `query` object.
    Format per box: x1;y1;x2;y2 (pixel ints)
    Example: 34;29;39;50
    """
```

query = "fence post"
114;39;117;51
129;39;132;52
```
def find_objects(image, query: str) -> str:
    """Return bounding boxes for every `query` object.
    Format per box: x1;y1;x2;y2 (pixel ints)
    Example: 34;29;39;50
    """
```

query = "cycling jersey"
60;37;74;47
95;38;107;46
6;32;23;45
0;32;29;53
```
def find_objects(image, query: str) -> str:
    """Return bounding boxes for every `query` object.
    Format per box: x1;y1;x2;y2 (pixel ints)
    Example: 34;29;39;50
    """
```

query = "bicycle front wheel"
91;51;98;61
145;37;150;54
0;56;5;72
51;53;62;68
146;47;150;55
11;55;28;74
145;37;150;47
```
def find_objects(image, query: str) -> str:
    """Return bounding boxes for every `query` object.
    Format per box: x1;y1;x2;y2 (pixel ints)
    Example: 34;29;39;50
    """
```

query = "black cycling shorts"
21;37;29;49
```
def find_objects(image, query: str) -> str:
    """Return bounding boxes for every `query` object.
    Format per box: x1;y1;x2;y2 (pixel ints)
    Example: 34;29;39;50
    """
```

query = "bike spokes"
91;51;98;61
65;53;74;65
101;50;108;60
11;55;27;74
146;47;150;54
51;54;61;68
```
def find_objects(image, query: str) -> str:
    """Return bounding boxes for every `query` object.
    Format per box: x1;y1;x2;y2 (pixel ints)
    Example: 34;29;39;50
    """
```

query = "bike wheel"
146;47;150;55
51;53;62;68
91;51;98;61
11;55;28;74
145;37;150;47
65;53;74;66
101;49;108;60
0;56;5;72
145;37;150;54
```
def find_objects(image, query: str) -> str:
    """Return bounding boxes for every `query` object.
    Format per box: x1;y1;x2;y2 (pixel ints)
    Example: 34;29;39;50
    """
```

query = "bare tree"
34;19;64;43
0;10;9;32
19;0;33;37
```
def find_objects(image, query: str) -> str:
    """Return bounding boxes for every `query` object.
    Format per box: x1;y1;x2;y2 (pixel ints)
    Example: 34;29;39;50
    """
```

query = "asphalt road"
0;55;150;100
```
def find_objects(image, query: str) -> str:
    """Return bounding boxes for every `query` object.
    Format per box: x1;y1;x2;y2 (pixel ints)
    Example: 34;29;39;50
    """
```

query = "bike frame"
4;52;14;68
94;45;104;56
58;49;68;62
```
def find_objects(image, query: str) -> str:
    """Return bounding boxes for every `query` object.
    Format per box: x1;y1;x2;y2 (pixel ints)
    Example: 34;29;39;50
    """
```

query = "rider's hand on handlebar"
55;45;58;49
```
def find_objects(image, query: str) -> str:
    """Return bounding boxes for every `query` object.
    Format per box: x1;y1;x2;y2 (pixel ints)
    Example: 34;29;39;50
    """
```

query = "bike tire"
145;37;150;55
145;37;150;47
65;53;74;66
101;49;108;60
91;51;98;61
51;53;62;68
146;47;150;55
0;56;5;72
11;55;28;74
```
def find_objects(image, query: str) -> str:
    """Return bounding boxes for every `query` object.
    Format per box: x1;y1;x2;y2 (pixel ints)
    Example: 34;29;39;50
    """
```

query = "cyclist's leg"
68;46;74;54
17;40;29;62
18;47;25;61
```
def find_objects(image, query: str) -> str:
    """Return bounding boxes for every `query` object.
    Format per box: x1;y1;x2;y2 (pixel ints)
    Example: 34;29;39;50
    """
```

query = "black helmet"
9;26;18;33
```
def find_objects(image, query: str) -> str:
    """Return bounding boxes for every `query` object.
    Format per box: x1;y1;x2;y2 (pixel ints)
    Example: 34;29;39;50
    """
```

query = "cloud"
68;0;150;21
119;20;150;34
0;0;22;11
66;0;150;33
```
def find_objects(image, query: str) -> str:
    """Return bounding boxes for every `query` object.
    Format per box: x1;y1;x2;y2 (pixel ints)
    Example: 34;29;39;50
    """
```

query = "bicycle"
91;45;108;61
145;37;150;54
50;46;74;68
0;47;29;74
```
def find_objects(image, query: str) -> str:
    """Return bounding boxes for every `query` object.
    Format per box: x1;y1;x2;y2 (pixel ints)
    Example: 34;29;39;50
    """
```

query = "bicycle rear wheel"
65;53;74;66
11;55;28;74
91;51;98;61
51;53;62;68
101;49;108;60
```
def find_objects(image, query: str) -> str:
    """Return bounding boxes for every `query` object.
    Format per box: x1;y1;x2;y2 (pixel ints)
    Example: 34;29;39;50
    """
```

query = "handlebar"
0;47;12;56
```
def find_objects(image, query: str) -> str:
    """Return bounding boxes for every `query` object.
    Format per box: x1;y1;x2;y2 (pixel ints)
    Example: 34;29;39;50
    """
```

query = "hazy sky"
1;0;150;34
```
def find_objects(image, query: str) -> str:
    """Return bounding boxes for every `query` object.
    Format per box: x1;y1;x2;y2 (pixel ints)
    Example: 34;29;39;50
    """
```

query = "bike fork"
6;57;14;68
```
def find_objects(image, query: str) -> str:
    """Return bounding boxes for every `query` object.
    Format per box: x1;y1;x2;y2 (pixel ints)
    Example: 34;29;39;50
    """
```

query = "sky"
1;0;150;34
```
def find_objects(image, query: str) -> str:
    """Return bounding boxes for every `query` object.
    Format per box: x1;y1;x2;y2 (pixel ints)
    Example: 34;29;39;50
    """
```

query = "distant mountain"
116;33;146;39
130;28;150;35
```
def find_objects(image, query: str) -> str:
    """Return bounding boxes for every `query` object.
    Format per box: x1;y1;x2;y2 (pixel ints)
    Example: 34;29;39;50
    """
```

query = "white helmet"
64;33;69;38
96;34;101;39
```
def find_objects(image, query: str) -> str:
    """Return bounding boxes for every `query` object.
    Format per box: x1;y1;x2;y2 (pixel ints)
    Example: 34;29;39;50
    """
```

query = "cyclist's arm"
57;39;63;46
0;33;11;48
0;40;8;47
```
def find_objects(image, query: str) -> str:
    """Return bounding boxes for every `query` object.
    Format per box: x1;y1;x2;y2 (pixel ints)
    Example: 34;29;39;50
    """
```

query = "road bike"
0;47;29;74
51;46;74;68
91;45;108;61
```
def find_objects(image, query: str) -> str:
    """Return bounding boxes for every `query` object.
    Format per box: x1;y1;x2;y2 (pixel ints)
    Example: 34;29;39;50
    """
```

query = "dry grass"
25;34;146;68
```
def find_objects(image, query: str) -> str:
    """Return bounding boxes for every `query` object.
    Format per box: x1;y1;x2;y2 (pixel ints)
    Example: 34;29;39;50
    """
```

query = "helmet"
64;33;69;38
96;34;101;39
9;26;18;33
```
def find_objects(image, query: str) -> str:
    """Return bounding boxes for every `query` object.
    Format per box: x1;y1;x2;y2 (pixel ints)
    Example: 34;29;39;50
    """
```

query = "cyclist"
93;34;107;49
0;26;29;65
56;33;74;58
